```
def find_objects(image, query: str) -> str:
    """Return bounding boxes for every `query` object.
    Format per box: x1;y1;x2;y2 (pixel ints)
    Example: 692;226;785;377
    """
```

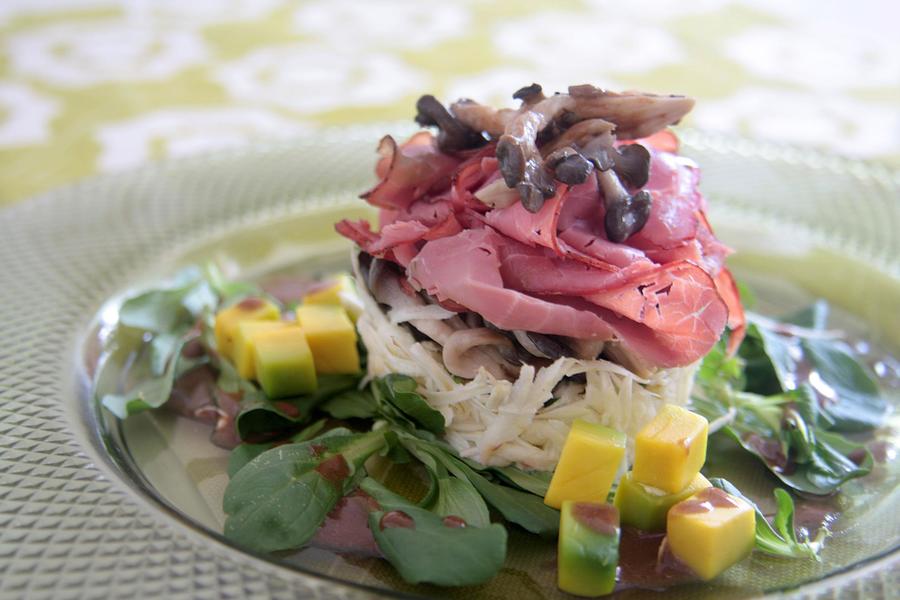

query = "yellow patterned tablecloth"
1;0;898;206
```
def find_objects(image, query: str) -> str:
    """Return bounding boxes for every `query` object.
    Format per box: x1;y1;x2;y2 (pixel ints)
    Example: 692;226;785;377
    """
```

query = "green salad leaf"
710;478;827;560
403;437;559;536
234;373;361;441
223;430;387;552
361;478;507;587
693;301;882;495
321;388;377;420
489;466;553;497
227;420;330;477
99;334;206;418
430;477;492;529
373;374;446;434
97;264;251;419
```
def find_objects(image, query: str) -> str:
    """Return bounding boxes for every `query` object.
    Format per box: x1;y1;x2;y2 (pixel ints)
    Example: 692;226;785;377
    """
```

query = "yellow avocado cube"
214;297;280;360
253;327;317;398
295;304;360;374
666;487;756;580
544;420;626;509
303;274;362;322
233;320;290;380
614;472;711;532
632;405;708;494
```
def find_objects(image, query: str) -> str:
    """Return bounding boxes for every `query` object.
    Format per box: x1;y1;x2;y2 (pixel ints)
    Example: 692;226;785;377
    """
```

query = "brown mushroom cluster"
413;84;694;243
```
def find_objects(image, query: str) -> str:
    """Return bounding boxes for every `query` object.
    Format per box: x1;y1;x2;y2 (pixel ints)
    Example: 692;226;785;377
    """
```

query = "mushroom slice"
568;85;695;140
513;331;571;360
546;148;593;186
442;328;516;380
415;94;487;152
540;118;615;156
612;143;651;188
450;99;518;138
496;94;576;211
512;83;546;106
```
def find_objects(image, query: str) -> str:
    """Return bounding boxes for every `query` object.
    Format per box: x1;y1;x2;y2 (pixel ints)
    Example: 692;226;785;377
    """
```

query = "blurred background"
0;0;897;206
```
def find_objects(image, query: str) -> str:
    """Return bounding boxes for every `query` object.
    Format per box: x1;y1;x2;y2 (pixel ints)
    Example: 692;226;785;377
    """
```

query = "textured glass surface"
0;126;897;599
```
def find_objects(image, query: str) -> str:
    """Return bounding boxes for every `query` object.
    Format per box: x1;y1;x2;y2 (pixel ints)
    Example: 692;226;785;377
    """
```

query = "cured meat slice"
582;261;728;338
484;184;568;253
627;149;704;250
409;229;617;340
339;122;745;369
361;132;461;210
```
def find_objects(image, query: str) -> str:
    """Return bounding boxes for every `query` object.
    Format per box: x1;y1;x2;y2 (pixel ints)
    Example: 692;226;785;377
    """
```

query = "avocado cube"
295;304;360;374
253;327;317;398
233;320;289;380
214;297;280;360
632;405;708;494
558;501;620;597
666;487;756;580
614;472;711;532
544;420;626;509
303;274;362;322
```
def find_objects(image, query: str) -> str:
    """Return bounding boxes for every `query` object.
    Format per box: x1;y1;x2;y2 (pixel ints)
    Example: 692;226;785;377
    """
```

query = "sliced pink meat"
368;220;429;253
484;184;568;253
450;145;499;210
336;213;462;264
361;132;461;210
583;261;728;338
714;267;746;355
498;240;647;295
338;128;743;368
558;225;649;269
409;229;617;340
627;149;704;250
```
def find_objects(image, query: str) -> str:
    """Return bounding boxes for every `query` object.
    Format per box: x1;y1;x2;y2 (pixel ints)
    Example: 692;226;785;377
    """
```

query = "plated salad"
94;84;893;596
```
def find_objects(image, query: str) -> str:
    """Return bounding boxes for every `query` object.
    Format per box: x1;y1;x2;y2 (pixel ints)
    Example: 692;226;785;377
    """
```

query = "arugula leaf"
361;478;507;587
710;478;827;560
373;374;445;434
223;430;386;552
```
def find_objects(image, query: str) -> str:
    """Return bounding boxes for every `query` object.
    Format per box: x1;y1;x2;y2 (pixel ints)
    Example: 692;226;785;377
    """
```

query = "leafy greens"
692;302;882;495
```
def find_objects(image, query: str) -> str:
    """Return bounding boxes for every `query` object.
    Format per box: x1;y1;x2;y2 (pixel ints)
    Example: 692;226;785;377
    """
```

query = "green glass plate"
0;126;897;599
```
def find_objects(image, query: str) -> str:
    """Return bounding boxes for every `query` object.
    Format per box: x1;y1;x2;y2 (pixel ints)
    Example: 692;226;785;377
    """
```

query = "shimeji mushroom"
414;84;694;240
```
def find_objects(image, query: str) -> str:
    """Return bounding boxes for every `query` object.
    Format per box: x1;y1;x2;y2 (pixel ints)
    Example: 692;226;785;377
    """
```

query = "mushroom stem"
496;94;575;212
597;168;653;243
597;168;630;211
450;100;517;138
415;95;486;152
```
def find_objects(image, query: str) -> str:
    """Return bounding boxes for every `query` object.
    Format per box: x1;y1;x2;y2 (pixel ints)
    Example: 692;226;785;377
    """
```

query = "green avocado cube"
253;327;317;398
614;472;711;532
558;501;620;597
